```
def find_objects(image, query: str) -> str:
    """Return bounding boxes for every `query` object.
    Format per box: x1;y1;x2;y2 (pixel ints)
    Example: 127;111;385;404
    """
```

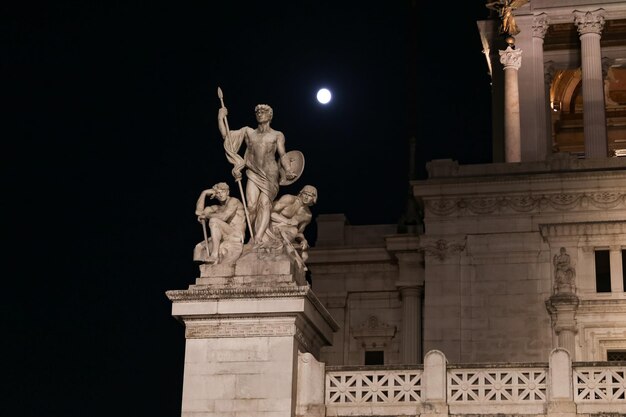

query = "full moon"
316;88;332;104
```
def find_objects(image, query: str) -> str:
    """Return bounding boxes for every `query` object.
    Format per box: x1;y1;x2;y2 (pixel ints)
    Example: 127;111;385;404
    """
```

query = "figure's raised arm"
296;211;312;234
217;107;229;140
195;189;216;216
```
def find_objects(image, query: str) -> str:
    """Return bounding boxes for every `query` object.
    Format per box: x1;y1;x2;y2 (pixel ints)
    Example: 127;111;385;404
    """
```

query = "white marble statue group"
193;89;316;270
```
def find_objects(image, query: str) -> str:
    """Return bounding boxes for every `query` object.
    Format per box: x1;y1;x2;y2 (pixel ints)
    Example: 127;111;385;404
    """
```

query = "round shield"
279;150;305;186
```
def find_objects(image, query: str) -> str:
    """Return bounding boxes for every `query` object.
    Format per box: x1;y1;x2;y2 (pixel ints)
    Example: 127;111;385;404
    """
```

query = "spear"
217;86;254;241
200;218;211;260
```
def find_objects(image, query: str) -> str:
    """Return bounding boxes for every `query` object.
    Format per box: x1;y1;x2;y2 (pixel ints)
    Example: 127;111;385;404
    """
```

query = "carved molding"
166;285;311;302
425;192;626;217
167;284;338;334
184;315;325;357
185;320;296;339
581;326;626;360
352;316;396;350
419;238;466;261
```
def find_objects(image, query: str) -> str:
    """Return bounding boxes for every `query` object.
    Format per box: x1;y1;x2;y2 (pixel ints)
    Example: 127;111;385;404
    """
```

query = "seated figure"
193;182;245;265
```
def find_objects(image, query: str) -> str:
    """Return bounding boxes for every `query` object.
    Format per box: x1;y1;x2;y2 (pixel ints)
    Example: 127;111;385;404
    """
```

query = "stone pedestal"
167;252;339;417
546;293;580;360
547;349;577;417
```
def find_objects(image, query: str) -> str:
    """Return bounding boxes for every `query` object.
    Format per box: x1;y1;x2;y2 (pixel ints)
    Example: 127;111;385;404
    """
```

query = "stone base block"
195;251;307;288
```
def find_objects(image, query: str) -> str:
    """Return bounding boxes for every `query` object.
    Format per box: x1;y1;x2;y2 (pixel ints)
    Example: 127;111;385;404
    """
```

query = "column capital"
395;283;424;296
532;13;549;39
574;9;606;36
499;46;522;70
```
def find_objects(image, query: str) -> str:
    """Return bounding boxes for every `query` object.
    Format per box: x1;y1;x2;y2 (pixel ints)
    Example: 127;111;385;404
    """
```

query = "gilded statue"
485;0;529;36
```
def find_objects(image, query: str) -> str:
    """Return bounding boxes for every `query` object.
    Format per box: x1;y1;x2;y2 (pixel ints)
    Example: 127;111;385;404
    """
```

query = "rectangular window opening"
364;350;384;365
607;350;626;361
595;250;611;292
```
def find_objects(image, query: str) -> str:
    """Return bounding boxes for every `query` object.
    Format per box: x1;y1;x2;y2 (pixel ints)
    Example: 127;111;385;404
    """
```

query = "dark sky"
5;2;492;416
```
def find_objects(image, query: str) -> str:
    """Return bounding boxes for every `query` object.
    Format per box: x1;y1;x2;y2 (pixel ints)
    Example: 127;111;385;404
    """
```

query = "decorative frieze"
185;319;296;339
425;192;626;217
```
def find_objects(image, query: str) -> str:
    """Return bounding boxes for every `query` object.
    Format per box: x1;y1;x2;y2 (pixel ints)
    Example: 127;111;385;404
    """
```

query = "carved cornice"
574;9;606;36
166;285;310;302
499;46;523;70
425;192;626;217
546;293;580;334
546;293;580;309
533;13;550;39
167;284;340;334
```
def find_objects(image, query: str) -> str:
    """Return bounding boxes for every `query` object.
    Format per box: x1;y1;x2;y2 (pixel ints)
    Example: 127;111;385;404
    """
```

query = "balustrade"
323;350;626;416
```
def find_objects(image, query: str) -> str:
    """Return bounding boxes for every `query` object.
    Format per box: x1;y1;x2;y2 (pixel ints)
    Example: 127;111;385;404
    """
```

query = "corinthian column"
499;45;523;162
574;9;607;158
532;14;550;160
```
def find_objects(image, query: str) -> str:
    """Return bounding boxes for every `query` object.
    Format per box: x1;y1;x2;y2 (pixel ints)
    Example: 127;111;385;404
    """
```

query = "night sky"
5;2;492;416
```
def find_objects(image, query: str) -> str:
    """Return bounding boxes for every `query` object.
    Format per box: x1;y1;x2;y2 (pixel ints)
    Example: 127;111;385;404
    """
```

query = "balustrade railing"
326;369;422;404
324;350;626;416
447;367;547;404
574;365;626;402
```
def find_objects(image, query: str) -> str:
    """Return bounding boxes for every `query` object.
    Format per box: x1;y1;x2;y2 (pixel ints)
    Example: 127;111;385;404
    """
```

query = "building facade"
309;0;626;367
